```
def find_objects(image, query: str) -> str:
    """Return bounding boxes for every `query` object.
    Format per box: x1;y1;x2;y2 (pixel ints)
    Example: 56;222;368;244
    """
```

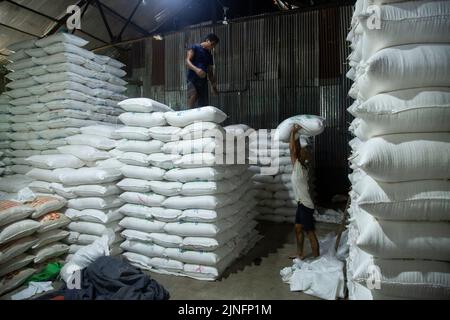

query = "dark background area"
154;0;355;34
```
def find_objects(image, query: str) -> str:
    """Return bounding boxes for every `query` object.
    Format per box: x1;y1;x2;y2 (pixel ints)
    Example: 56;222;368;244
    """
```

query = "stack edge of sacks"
0;94;12;178
346;0;450;300
0;32;127;195
53;125;125;260
116;100;260;280
250;115;324;223
0;193;68;297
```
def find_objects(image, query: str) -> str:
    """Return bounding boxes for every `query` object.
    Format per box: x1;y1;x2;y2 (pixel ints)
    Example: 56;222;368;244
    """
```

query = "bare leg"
289;224;305;259
187;83;198;109
307;231;320;257
187;93;198;109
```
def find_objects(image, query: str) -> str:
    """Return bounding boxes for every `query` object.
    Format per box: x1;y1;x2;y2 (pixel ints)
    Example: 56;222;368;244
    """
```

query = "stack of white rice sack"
0;94;12;178
250;115;324;223
0;193;69;297
346;0;450;300
117;101;260;280
26;125;125;259
251;132;298;223
0;32;126;193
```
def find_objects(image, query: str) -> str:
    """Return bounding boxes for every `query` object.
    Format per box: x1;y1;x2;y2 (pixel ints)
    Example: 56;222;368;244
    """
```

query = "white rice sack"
119;192;166;207
8;38;37;51
27;168;61;183
162;138;218;155
0;174;33;193
0;268;36;296
350;133;450;182
0;254;35;278
352;205;450;261
118;204;155;219
354;44;450;100
123;252;183;272
148;126;181;142
165;107;227;127
165;246;232;266
80;125;121;139
121;229;182;248
120;240;166;258
38;128;80;140
350;246;450;300
32;229;70;250
148;181;183;197
116;140;163;154
0;220;41;245
224;124;251;136
0;236;38;265
37;212;71;233
68;196;123;210
26;154;84;169
118;98;172;113
352;175;450;221
35;33;88;48
27;195;67;218
119;112;166;128
147;153;181;170
179;122;225;140
28;181;52;194
66;134;116;150
95;158;124;169
182;230;237;251
117;178;153;193
162;194;229;210
115;126;152;141
56;168;122;186
173;153;217;169
0;200;34;227
10;165;32;175
119;217;166;233
276;115;325;141
164;221;220;238
65;208;122;224
181;180;236;196
117;152;150;167
120;165;165;181
164;167;229;182
67;221;119;237
358;1;450;61
350;88;450;140
179;203;246;223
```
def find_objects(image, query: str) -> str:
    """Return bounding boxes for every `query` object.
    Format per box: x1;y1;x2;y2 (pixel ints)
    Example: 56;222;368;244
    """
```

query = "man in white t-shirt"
289;124;320;260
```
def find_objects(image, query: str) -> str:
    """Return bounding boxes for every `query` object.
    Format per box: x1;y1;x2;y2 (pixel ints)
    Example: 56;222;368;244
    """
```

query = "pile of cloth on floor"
38;256;169;300
9;235;169;300
280;230;349;300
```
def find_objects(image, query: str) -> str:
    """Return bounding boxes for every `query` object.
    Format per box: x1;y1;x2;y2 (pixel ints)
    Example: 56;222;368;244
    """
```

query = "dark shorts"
187;78;209;107
295;202;315;231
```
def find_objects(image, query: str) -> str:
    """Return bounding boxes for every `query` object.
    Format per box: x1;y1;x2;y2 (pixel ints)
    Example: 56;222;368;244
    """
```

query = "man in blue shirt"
186;33;219;108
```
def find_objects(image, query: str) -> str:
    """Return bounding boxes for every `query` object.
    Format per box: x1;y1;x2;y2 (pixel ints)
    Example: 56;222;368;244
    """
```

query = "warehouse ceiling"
0;0;353;64
0;0;192;63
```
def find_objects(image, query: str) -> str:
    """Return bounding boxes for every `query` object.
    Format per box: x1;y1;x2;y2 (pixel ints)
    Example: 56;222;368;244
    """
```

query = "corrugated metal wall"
128;5;354;201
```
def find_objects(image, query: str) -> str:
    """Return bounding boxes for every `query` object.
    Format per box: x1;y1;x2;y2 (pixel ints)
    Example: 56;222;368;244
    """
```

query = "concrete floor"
150;221;341;300
1;221;340;300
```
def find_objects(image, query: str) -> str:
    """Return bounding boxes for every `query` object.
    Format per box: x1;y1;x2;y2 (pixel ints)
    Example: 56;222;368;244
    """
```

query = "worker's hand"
196;68;207;78
292;124;301;133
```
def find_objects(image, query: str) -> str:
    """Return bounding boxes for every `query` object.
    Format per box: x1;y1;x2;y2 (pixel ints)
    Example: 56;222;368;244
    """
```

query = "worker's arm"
186;49;206;78
289;125;300;165
208;65;218;95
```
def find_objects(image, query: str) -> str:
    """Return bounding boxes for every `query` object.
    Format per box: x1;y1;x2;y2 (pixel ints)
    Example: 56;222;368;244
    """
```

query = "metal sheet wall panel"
129;5;355;198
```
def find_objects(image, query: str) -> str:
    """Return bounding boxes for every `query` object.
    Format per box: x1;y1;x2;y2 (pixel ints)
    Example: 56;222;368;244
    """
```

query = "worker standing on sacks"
289;124;319;260
185;34;219;108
